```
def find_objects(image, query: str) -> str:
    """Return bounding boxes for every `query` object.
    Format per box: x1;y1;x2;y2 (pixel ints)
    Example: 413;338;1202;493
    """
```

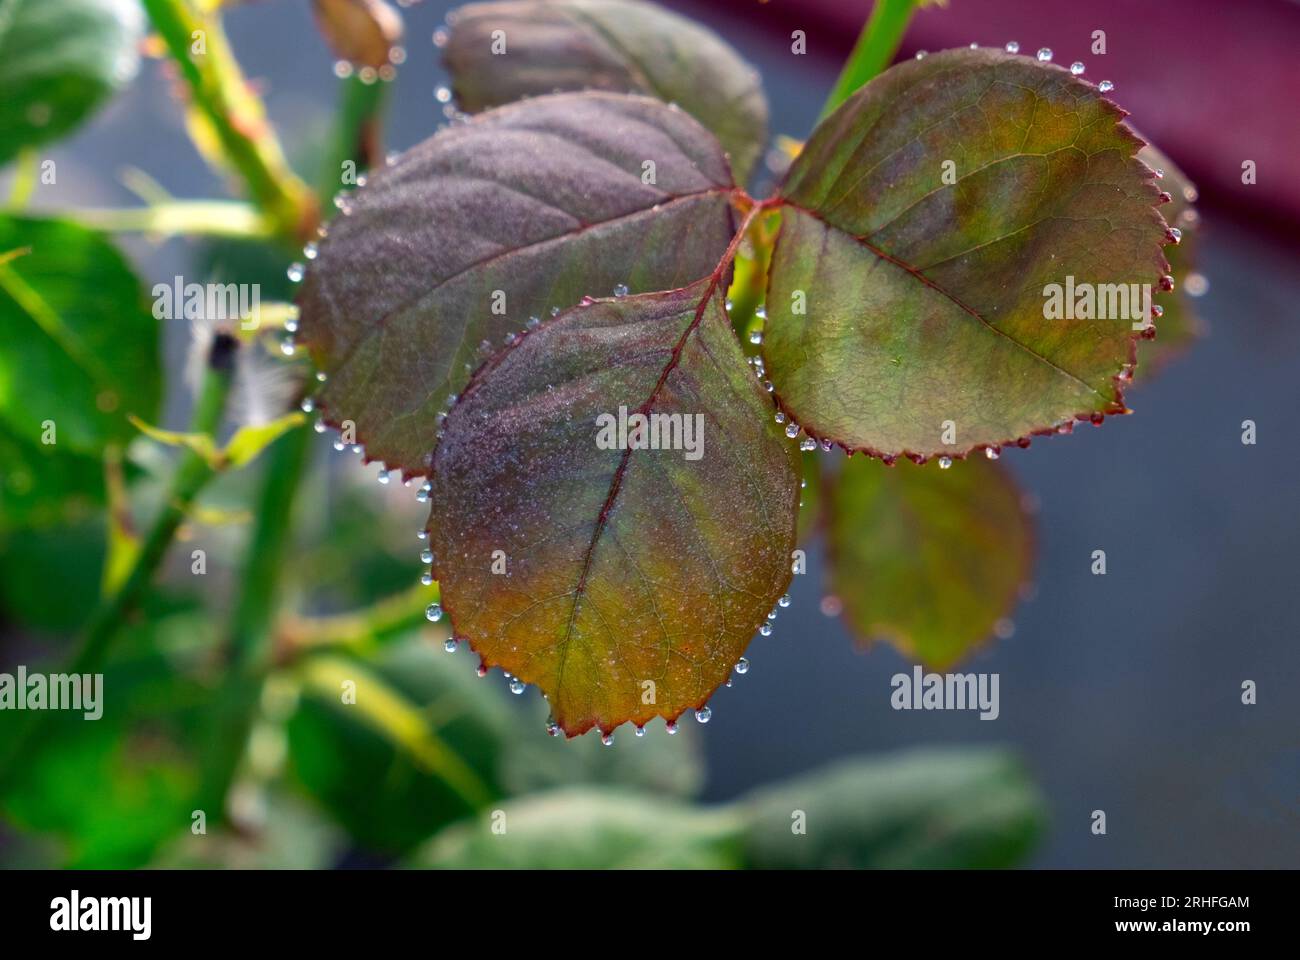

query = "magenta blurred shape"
676;0;1299;230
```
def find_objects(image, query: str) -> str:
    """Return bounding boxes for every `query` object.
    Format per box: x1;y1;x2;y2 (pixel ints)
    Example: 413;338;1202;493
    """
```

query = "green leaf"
0;216;160;454
1135;143;1204;381
0;517;105;630
410;787;744;869
297;91;737;477
764;49;1172;460
739;747;1046;869
0;0;143;165
427;279;801;737
501;704;706;799
0;423;105;529
443;0;768;184
828;455;1032;667
286;640;511;855
1;628;207;868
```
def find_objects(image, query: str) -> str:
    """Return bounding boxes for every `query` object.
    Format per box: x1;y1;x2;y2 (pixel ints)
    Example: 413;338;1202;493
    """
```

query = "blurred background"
0;0;1296;868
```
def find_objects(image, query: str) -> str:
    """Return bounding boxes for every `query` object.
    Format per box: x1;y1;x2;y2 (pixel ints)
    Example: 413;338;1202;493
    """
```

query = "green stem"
279;582;439;660
318;75;391;202
0;336;236;788
820;0;924;120
64;201;275;239
140;0;317;241
196;69;394;822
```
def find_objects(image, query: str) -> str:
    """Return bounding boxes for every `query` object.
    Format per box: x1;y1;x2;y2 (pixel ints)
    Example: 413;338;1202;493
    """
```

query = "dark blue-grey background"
23;0;1298;867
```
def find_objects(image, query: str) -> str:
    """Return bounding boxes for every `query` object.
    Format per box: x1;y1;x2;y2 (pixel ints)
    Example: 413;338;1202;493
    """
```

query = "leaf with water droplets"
0;0;143;165
427;280;800;737
297;91;737;475
443;0;768;184
763;48;1172;459
827;455;1033;668
1134;142;1204;382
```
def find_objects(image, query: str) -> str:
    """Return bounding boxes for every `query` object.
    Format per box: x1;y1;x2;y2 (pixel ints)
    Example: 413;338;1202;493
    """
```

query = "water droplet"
432;27;449;48
749;329;763;345
279;337;296;357
820;595;844;617
332;439;345;452
1153;168;1165;179
994;618;1016;639
1004;41;1020;54
612;283;629;297
985;446;1001;460
755;304;767;321
1159;275;1175;292
1069;61;1085;76
938;455;953;469
1036;48;1053;62
1151;304;1165;319
425;602;442;622
785;423;800;439
435;86;452;103
666;721;678;735
526;315;540;329
969;42;979;50
1098;80;1114;93
545;718;560;736
313;418;327;434
420;571;434;586
799;437;816;451
774;411;786;424
286;262;304;282
443;637;459;653
767;608;778;620
759;622;773;637
333;60;353;79
1167;227;1183;244
510;678;526;695
778;594;791;608
1184;272;1209;297
420;548;434;564
416;482;432;503
478;664;489;678
914;50;927;60
735;658;750;675
377;469;390;484
601;732;614;746
303;242;319;261
300;397;314;413
634;725;645;737
316;371;328;382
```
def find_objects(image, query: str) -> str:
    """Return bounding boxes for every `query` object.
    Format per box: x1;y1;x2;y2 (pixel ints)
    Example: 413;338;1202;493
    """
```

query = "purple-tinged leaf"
297;91;738;476
426;278;800;737
763;48;1173;461
443;0;768;183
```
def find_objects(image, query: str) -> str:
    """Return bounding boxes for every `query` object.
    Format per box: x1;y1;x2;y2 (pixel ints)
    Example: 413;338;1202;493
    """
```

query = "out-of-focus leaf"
501;707;705;799
0;0;143;165
129;412;306;470
739;747;1046;869
0;423;104;529
0;216;160;454
410;787;744;869
297;91;737;477
0;627;207;868
311;0;403;71
764;49;1171;460
443;0;768;183
428;281;800;737
0;517;105;631
1135;142;1204;381
828;455;1032;668
286;639;511;855
150;788;344;869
